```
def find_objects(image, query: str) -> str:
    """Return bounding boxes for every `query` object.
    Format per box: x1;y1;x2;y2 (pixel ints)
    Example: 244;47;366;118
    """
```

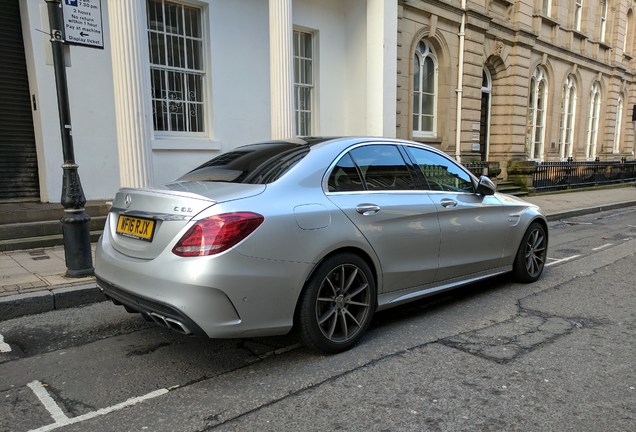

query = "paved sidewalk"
1;185;635;320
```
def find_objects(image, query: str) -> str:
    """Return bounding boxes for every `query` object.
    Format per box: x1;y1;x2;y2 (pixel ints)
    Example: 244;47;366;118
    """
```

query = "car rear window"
177;142;309;184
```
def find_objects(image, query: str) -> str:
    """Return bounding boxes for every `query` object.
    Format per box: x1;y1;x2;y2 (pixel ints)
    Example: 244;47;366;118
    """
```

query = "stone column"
366;0;397;137
269;0;295;139
108;0;154;187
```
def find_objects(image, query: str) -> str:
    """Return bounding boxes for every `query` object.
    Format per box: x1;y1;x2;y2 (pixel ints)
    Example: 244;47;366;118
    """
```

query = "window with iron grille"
147;0;205;133
293;30;314;137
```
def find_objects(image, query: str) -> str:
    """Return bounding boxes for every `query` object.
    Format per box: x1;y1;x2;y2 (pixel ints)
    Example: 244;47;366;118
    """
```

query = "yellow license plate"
116;215;156;241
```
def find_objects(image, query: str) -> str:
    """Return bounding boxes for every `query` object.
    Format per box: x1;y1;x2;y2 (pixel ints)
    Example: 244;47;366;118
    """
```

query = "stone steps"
0;201;110;251
496;181;528;197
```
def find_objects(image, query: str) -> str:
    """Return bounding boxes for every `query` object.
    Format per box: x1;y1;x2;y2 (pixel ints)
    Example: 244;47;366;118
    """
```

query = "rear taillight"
172;212;264;257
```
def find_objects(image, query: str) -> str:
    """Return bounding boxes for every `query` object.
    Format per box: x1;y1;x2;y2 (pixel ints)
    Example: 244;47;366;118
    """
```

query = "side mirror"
477;175;496;196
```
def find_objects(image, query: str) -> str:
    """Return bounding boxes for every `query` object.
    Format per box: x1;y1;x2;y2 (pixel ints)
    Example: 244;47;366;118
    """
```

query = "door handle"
440;198;458;208
356;204;381;215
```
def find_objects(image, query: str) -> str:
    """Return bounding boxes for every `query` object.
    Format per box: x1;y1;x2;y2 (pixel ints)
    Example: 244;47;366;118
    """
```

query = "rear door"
404;146;509;281
325;144;441;293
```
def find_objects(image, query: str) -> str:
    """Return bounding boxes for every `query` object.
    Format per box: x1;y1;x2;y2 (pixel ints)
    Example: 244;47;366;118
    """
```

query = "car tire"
295;253;375;354
512;222;548;283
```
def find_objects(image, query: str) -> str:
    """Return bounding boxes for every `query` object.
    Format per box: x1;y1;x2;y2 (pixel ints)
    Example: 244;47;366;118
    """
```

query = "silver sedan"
95;137;548;353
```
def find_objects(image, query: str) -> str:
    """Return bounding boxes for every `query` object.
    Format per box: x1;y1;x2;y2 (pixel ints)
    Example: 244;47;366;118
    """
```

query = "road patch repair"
440;308;599;364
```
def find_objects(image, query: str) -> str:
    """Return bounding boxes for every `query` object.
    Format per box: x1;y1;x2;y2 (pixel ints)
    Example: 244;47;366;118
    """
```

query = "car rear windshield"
177;142;310;184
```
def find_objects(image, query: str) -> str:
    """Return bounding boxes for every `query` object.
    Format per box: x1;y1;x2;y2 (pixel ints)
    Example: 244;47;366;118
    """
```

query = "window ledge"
596;40;612;50
533;13;559;27
570;28;588;40
151;137;221;151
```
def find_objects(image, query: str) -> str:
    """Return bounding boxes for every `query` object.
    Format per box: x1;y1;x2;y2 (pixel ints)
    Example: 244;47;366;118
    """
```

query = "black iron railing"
532;159;636;192
463;161;488;177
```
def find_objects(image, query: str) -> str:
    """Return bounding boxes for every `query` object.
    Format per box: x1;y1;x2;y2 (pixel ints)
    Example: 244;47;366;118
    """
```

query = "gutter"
455;0;467;162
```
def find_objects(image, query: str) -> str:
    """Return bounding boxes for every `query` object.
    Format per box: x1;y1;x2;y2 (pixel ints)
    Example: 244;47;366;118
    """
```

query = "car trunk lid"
107;182;265;259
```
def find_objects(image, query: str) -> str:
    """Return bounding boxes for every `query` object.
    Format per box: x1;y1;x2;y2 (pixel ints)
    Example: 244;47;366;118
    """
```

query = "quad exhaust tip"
100;287;193;336
149;312;193;335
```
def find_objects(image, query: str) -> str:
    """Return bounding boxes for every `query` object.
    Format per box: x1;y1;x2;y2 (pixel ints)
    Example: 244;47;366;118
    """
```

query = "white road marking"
545;254;581;267
0;334;11;353
28;386;169;432
27;381;68;423
592;243;613;251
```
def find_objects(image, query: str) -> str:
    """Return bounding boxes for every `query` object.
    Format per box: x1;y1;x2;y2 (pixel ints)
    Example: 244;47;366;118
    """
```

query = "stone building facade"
397;0;636;178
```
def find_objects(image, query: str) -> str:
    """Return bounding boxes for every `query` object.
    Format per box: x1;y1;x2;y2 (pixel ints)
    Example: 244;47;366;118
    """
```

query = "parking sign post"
46;0;94;277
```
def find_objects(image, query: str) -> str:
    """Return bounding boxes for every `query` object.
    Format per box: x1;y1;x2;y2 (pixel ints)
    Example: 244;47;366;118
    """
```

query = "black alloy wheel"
513;222;548;283
296;253;375;353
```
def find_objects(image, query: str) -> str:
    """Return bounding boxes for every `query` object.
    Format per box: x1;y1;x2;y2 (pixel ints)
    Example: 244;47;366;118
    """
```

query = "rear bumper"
95;233;312;338
96;277;207;337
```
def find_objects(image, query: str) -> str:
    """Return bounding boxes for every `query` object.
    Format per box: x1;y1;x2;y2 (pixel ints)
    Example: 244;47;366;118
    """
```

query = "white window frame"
600;0;608;43
542;0;552;17
574;0;583;31
527;67;548;161
559;75;577;160
613;95;623;154
293;29;315;137
624;10;632;53
147;0;207;138
586;82;602;160
412;39;438;138
480;68;493;160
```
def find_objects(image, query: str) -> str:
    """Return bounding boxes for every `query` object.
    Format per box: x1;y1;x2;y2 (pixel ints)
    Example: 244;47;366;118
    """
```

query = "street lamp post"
46;0;94;277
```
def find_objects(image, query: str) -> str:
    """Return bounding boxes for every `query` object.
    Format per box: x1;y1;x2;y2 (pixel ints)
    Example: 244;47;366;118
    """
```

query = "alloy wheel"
524;227;547;278
315;263;372;343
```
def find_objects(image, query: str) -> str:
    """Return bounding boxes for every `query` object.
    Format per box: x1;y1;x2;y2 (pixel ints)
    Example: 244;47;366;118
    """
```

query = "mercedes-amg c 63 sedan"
95;137;548;353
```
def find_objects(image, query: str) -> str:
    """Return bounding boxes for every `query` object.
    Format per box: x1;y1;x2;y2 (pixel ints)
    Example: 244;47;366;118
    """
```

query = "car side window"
349;145;415;191
327;153;365;192
405;147;475;193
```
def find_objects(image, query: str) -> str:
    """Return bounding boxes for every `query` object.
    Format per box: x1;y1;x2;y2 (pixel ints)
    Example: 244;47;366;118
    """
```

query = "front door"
403;145;509;282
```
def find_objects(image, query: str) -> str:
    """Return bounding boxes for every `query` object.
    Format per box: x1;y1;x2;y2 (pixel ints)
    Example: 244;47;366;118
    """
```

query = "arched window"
559;75;577;159
413;39;438;137
479;68;492;161
586;82;602;160
527;67;548;161
613;95;623;154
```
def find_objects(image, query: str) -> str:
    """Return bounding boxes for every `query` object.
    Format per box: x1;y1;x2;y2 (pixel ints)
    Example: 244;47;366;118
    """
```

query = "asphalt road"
1;208;635;432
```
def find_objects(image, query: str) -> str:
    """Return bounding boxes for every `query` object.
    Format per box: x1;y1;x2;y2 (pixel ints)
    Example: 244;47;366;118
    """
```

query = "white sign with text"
61;0;104;49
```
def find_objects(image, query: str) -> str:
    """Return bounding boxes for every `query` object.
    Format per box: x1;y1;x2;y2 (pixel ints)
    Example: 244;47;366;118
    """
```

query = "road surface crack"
439;307;601;364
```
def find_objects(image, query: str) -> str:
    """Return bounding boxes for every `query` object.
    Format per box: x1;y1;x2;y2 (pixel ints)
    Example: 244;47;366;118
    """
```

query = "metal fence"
532;159;636;192
462;161;488;177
